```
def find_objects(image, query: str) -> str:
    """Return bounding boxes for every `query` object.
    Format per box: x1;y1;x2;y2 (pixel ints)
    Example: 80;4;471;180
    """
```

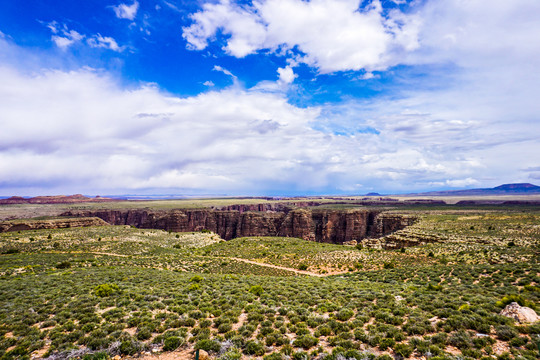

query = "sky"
0;0;539;196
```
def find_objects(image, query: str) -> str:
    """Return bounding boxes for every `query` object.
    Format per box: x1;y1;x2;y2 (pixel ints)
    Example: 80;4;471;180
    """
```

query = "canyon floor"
0;199;539;360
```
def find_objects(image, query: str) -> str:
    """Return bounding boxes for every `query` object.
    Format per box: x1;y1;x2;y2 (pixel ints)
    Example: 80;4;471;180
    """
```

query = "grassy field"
0;205;539;360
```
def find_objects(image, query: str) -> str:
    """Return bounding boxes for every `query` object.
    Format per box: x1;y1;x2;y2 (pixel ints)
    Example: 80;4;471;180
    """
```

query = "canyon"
60;207;415;244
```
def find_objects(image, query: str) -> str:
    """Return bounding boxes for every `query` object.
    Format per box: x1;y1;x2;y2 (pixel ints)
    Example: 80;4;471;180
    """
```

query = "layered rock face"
0;217;109;232
60;208;415;244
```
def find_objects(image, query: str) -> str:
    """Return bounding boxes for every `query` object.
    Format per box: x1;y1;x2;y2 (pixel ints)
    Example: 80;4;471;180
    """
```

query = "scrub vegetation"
0;206;539;360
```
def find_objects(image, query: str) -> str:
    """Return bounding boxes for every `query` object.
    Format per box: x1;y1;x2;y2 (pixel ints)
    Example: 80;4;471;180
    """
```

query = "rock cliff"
0;217;109;232
60;208;415;244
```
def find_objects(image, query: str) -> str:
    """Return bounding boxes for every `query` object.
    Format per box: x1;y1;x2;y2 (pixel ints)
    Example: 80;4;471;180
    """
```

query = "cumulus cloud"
183;0;420;73
112;1;139;20
2;0;540;195
2;56;526;195
277;66;296;84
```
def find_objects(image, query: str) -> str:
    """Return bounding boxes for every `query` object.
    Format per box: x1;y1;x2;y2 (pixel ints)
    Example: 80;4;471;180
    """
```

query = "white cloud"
87;34;123;52
47;22;84;49
203;80;215;87
45;22;123;52
212;65;238;84
2;57;531;195
183;0;420;73
3;0;540;195
113;1;139;20
445;178;479;188
277;66;296;84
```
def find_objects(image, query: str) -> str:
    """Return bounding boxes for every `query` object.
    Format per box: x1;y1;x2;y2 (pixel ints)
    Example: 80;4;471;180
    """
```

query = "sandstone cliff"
60;208;415;244
0;217;110;232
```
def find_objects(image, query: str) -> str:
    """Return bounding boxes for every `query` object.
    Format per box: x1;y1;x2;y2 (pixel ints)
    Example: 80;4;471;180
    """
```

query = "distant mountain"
409;183;540;196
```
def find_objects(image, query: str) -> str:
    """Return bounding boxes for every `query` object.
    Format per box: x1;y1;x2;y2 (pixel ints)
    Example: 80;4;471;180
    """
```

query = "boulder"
500;302;539;323
196;349;210;360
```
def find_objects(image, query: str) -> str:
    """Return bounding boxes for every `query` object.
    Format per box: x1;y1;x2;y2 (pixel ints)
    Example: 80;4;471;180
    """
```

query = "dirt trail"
43;251;129;258
229;257;325;277
47;251;336;277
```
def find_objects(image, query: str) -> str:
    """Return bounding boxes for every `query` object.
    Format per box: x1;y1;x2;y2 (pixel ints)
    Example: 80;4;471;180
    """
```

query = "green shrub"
264;353;283;360
94;283;119;297
495;325;518;341
221;349;242;360
449;330;473;349
119;339;144;355
188;283;200;291
136;327;152;341
82;352;109;360
336;308;354;321
249;285;264;297
508;336;528;347
292;351;309;360
496;294;536;310
292;335;318;350
379;338;395;351
244;340;265;356
218;323;232;333
523;285;540;292
195;339;221;353
427;284;443;291
316;325;332;337
393;343;413;358
163;336;183;351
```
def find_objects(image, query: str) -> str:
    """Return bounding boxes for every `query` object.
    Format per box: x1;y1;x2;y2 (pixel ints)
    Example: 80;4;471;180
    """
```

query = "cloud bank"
1;0;539;195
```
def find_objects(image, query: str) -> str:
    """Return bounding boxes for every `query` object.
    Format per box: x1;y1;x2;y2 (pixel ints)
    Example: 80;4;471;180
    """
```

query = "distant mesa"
0;194;116;205
492;183;540;192
365;192;381;196
409;183;540;196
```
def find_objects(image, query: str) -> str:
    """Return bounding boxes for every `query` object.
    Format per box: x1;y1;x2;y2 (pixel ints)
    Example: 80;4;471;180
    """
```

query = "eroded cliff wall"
0;217;110;232
60;208;415;243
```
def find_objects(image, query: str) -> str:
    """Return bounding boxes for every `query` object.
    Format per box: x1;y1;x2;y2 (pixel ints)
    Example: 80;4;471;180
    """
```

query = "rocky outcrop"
500;302;540;323
0;217;109;232
60;208;415;244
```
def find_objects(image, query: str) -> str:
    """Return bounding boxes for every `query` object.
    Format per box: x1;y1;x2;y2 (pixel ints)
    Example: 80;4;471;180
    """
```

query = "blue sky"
1;0;539;196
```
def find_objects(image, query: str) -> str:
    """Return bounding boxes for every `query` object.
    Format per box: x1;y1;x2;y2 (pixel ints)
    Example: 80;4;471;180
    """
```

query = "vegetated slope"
0;208;539;360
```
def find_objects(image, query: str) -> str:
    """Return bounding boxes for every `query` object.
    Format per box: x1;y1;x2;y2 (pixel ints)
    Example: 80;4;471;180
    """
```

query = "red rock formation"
60;208;415;243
